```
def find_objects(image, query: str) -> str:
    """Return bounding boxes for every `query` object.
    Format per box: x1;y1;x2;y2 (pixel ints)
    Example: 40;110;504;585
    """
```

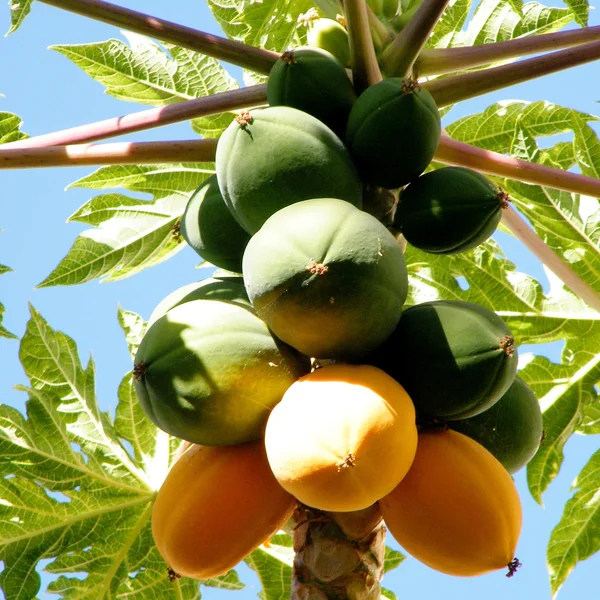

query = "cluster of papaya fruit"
133;15;543;587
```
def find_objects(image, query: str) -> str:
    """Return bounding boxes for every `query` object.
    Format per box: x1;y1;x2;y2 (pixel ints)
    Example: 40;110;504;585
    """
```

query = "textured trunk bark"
291;503;386;599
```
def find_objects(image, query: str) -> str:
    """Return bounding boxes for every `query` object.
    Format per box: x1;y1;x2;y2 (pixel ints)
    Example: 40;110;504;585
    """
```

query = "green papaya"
216;106;363;234
366;300;518;419
346;78;441;189
242;198;408;360
267;47;356;137
147;276;250;328
134;299;310;446
448;377;543;474
180;175;251;272
394;167;508;254
306;17;350;67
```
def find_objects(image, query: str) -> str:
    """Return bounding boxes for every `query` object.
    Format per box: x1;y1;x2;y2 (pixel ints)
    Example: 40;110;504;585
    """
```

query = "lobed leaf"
0;111;28;144
245;533;294;600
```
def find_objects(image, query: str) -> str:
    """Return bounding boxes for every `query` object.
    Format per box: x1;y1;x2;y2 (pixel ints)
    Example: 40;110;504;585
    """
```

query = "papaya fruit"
394;167;508;254
306;17;350;66
265;364;418;512
346;78;441;189
242;198;409;360
147;276;250;327
366;299;518;419
152;441;296;580
380;429;522;577
180;175;251;272
215;106;363;234
448;377;543;474
267;47;356;137
134;299;310;445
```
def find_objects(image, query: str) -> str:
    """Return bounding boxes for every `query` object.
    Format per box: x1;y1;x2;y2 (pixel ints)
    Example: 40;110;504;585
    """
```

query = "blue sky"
0;1;599;599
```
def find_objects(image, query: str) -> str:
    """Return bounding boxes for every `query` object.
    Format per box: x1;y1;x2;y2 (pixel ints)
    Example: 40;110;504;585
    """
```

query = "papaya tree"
1;0;599;599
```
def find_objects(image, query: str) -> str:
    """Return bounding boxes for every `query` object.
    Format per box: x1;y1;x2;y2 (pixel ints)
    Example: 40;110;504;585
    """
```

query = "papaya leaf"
0;263;17;339
38;162;214;287
0;305;241;599
383;546;406;572
579;401;600;434
464;0;574;47
564;0;591;27
546;447;600;598
428;0;470;48
0;111;28;143
446;101;598;155
245;533;294;600
6;0;32;35
51;32;238;137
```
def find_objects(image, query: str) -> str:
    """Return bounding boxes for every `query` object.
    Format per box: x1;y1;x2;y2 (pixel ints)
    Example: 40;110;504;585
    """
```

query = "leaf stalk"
38;0;278;74
416;25;600;77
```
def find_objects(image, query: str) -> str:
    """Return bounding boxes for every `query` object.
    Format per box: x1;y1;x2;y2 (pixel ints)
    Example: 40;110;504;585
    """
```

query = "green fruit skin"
366;300;518;419
267;47;356;137
448;377;543;474
147;276;251;328
242;198;409;360
346;78;441;189
306;18;350;66
134;299;310;446
180;175;251;273
216;106;363;234
394;167;503;254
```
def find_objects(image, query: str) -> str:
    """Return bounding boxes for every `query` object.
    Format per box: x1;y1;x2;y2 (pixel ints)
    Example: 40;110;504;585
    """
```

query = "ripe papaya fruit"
306;17;350;66
448;377;543;474
394;167;508;254
366;299;518;419
242;198;409;360
267;47;356;137
180;175;251;272
346;78;441;189
216;106;363;234
380;429;522;577
134;299;310;445
265;364;418;512
152;441;296;580
147;276;250;327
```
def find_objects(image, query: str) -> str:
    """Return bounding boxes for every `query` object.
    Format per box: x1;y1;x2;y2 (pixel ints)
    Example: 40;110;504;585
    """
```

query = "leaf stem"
38;0;278;74
3;85;267;149
344;0;383;92
435;135;600;312
0;139;217;169
425;40;600;107
416;25;600;77
379;0;451;77
502;206;600;313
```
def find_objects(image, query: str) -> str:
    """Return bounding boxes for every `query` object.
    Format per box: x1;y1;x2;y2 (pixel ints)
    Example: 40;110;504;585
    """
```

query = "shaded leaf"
6;0;32;35
245;534;293;600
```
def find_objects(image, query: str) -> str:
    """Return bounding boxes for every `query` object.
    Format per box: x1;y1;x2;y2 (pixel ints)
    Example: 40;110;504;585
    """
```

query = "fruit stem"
425;40;600;107
416;25;600;77
0;139;217;169
2;85;268;149
379;0;451;77
435;136;600;313
344;0;384;92
37;0;278;74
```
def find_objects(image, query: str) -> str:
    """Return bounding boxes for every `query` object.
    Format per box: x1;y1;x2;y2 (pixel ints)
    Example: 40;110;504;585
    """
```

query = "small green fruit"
306;18;350;67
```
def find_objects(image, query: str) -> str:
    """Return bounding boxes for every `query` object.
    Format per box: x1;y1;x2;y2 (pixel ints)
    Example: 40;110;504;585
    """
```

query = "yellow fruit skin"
265;364;418;512
152;441;296;580
380;429;522;577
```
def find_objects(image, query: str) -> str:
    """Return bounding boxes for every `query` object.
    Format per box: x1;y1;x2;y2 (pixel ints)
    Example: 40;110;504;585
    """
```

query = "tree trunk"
291;503;386;599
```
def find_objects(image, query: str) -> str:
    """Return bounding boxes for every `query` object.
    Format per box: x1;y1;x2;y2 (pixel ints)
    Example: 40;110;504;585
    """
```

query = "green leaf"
6;0;32;35
244;533;294;600
51;33;238;137
0;111;28;143
383;546;406;572
428;0;470;48
547;447;600;598
0;263;17;339
564;0;590;27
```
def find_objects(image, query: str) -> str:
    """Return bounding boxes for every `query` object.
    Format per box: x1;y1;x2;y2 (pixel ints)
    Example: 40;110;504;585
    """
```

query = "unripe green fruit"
180;175;251;272
448;377;544;474
346;78;441;189
306;18;350;67
367;300;518;419
267;47;356;137
394;167;507;254
216;106;363;234
243;198;409;360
